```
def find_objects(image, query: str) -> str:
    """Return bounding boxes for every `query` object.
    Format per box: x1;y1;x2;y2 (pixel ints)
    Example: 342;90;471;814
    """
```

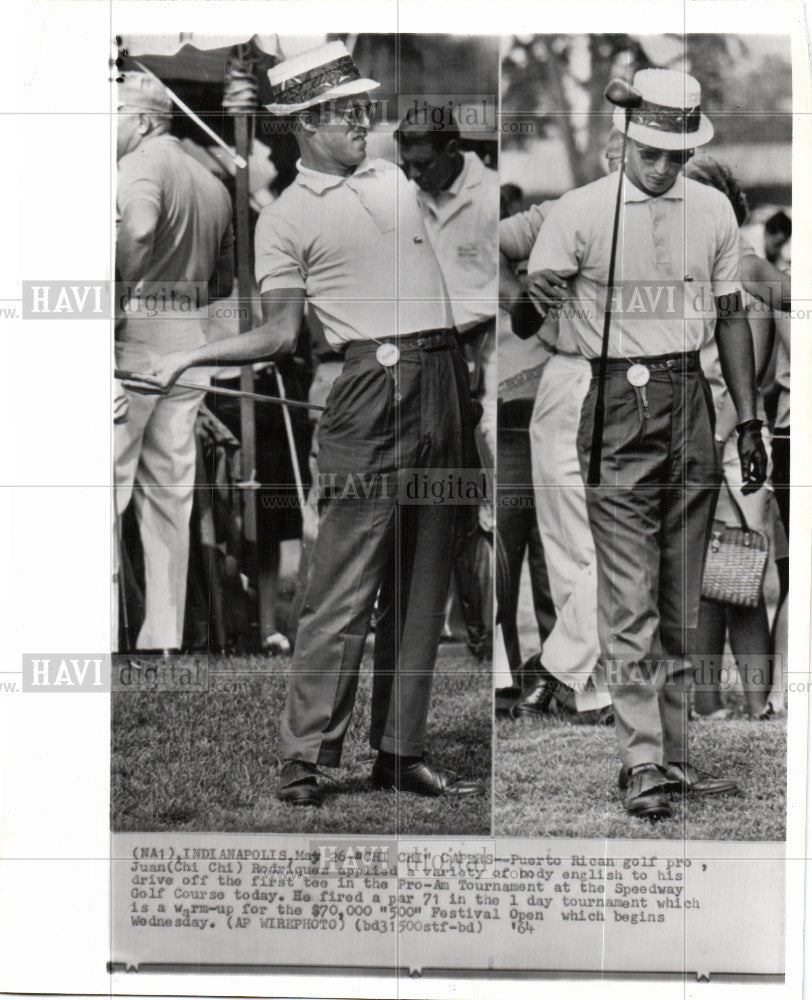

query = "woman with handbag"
689;159;789;719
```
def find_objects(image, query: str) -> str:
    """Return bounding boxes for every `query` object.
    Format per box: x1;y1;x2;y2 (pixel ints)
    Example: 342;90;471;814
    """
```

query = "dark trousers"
279;495;455;763
496;415;556;683
576;354;721;769
279;333;477;765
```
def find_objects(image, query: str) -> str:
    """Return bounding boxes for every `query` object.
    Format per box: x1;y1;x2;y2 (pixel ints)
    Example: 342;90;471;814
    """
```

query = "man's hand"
525;269;569;312
736;418;768;494
121;352;192;395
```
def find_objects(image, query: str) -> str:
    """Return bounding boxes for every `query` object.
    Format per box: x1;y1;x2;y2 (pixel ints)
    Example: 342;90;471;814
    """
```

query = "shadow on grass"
112;645;491;835
494;714;786;841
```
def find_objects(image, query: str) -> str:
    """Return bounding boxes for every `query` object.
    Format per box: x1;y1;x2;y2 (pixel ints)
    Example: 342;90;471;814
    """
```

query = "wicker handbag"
701;479;769;608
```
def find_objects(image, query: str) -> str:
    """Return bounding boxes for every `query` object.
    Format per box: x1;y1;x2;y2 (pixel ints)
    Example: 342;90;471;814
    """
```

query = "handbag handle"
719;474;751;533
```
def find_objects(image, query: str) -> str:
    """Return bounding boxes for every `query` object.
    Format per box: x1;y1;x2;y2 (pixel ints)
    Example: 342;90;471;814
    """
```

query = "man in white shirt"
115;72;234;652
527;70;767;819
128;42;484;806
396;106;499;654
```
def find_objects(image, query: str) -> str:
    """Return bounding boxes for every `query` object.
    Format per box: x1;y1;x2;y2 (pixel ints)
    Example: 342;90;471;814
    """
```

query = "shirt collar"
444;151;473;199
295;157;377;194
417;151;481;215
623;172;685;203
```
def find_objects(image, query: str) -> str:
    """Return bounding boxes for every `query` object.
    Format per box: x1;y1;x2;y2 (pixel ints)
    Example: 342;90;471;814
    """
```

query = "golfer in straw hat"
115;71;234;653
526;69;767;819
131;41;484;806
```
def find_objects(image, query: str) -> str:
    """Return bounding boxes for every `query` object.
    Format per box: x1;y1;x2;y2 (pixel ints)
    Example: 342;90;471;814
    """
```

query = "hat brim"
613;107;714;149
265;78;380;115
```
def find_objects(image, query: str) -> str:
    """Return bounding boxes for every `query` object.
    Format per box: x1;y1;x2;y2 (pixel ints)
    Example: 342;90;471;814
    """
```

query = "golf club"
586;78;643;487
115;369;324;412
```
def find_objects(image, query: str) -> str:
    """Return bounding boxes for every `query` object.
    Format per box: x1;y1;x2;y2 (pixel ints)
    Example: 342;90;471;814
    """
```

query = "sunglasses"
317;100;378;127
636;145;694;167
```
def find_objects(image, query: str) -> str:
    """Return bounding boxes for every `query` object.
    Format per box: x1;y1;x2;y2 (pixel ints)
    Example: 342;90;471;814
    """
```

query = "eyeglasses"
636;145;694;167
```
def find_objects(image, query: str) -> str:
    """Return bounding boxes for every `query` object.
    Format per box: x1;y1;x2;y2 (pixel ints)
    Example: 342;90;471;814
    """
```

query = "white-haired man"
527;69;767;819
128;42;484;806
115;71;234;652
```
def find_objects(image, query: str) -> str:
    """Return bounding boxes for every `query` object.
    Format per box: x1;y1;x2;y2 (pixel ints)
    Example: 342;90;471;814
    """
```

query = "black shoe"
621;765;673;820
662;762;740;796
511;659;564;719
495;686;522;716
562;702;615;726
276;760;326;806
370;755;483;797
618;764;679;793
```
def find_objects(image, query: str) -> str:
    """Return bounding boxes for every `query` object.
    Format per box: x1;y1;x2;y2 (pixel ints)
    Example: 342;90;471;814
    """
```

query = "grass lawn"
495;710;786;841
112;643;491;835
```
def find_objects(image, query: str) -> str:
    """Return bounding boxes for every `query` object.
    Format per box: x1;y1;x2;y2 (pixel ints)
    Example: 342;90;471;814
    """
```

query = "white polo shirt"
527;172;741;358
412;151;498;332
255;157;452;346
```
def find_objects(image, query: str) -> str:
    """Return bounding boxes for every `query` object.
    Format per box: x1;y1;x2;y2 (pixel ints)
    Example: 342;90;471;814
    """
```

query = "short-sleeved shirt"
117;134;233;289
500;201;550;263
527;172;741;358
499;200;579;355
412;151;498;332
255;157;452;346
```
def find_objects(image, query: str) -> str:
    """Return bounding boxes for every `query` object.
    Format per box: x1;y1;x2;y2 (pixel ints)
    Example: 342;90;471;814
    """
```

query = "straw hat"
614;69;714;150
264;41;379;115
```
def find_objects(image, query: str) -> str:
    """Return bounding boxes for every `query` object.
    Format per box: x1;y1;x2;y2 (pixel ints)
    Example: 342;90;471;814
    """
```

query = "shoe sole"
511;703;555;720
669;783;741;797
627;803;672;820
370;776;442;797
370;774;482;797
277;786;324;806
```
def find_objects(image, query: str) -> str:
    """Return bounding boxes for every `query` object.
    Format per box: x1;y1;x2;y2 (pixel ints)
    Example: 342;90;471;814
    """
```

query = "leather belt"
343;328;456;358
589;350;701;375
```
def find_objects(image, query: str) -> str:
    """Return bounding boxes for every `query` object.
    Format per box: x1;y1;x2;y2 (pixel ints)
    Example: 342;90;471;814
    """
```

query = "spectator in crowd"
494;184;557;698
497;135;625;723
396;105;499;660
687;157;790;719
114;71;234;653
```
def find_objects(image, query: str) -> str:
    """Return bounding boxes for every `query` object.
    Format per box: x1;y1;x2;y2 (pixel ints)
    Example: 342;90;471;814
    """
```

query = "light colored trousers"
113;313;208;650
529;353;610;712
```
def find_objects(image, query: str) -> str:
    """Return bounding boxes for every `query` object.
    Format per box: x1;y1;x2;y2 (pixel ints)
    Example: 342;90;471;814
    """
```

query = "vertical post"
234;113;258;571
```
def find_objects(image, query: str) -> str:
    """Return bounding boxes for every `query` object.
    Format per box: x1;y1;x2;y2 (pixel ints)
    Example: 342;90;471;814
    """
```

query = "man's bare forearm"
181;321;296;370
714;295;757;423
135;287;306;390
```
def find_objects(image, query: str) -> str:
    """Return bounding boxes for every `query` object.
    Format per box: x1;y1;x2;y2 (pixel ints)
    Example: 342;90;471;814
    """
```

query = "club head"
605;79;643;110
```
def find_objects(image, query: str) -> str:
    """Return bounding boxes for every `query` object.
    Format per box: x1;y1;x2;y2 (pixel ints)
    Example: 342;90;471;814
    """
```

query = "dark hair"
685;157;749;226
764;209;792;239
394;105;460;152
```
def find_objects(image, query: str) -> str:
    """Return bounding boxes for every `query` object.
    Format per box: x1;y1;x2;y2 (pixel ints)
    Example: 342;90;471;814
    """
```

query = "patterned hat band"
270;55;361;107
630;99;701;135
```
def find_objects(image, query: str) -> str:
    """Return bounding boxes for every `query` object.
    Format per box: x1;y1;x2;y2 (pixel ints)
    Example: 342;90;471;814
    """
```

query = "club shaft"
587;120;630;487
115;369;323;412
